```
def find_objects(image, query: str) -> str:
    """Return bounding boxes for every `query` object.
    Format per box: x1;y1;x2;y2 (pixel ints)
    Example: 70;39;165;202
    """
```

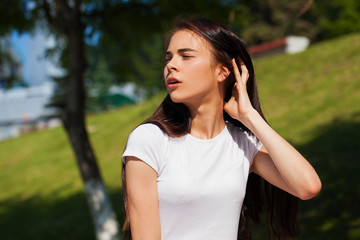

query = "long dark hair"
122;17;299;240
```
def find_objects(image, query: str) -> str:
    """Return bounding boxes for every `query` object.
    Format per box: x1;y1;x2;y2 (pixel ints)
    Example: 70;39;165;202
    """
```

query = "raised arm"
245;110;321;200
224;59;321;200
125;157;161;240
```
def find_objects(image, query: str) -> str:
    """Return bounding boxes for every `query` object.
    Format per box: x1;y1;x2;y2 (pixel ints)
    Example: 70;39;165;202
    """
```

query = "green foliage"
230;0;320;44
0;0;38;35
125;34;165;97
94;0;231;97
2;0;360;96
85;51;118;112
230;0;360;46
1;33;360;239
316;0;360;39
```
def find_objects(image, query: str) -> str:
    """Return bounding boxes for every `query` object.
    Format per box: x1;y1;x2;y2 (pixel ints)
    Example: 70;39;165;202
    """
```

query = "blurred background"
0;0;359;239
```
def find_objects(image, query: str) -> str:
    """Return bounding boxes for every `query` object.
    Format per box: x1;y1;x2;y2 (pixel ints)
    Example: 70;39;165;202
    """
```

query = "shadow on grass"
250;119;360;239
0;188;124;240
297;119;360;240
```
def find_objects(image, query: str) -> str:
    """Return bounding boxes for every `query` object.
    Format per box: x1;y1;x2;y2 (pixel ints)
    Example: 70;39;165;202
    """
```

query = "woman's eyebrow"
165;48;197;55
178;48;197;53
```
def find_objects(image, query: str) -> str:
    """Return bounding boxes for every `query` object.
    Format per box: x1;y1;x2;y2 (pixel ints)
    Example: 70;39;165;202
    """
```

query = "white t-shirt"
122;122;262;240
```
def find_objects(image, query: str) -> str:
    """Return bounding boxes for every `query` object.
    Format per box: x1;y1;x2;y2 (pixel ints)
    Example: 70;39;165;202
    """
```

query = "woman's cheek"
187;59;208;76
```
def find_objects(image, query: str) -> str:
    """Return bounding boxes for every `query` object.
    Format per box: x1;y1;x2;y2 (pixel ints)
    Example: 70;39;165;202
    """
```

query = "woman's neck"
187;99;225;139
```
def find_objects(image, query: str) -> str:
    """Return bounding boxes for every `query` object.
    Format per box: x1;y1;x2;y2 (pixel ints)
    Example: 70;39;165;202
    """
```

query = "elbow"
298;178;322;200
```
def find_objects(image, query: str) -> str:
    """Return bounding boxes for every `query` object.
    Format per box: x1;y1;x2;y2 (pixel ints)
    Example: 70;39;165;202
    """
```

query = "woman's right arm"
125;156;161;240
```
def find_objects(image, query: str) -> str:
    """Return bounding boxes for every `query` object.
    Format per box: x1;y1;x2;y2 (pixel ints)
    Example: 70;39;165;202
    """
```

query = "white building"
0;82;60;141
0;29;64;141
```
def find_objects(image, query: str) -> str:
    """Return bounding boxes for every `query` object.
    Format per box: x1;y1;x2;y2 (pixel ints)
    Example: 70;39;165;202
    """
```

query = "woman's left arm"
245;109;321;200
224;59;321;200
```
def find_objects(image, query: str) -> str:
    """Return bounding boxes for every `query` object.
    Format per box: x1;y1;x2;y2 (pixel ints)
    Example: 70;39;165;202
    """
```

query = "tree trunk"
63;120;120;240
53;1;120;239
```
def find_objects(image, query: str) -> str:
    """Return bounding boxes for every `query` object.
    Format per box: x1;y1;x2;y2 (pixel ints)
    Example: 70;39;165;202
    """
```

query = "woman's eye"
165;57;172;62
182;55;192;59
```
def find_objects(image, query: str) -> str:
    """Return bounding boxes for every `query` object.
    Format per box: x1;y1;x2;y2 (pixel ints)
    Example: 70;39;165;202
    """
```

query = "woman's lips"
166;77;181;88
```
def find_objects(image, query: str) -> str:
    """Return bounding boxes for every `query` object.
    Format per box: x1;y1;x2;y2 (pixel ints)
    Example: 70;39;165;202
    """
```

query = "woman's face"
164;30;220;105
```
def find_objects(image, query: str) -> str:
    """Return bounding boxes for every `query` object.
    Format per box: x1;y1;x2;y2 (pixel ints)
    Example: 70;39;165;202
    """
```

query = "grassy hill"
1;33;359;239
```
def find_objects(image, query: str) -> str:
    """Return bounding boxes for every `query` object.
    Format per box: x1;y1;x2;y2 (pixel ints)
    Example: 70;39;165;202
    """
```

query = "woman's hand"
223;58;255;123
224;58;322;200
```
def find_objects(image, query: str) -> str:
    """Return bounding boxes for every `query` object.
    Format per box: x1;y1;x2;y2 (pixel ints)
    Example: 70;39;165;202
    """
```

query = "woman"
122;17;321;240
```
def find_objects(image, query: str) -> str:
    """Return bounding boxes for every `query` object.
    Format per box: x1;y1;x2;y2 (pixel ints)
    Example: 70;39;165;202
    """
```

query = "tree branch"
297;0;313;18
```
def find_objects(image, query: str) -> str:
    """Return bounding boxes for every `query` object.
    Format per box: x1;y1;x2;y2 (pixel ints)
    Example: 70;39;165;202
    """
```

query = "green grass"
255;33;360;144
0;94;165;239
255;34;360;240
1;33;360;239
252;33;360;240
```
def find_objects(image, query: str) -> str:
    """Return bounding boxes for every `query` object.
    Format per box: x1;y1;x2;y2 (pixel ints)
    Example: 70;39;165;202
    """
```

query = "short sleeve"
122;123;167;175
244;131;263;165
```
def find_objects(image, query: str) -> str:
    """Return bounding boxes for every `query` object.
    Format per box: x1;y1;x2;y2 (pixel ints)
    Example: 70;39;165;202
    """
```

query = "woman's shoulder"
225;121;263;161
226;121;260;145
123;123;168;173
226;121;245;136
129;123;167;140
133;122;163;133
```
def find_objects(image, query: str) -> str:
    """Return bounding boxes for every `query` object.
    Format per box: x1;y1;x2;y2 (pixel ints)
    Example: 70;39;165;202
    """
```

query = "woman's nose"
167;59;178;72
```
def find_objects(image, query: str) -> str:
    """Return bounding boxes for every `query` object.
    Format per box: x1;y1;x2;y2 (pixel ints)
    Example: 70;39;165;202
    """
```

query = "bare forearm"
129;210;161;240
241;109;321;199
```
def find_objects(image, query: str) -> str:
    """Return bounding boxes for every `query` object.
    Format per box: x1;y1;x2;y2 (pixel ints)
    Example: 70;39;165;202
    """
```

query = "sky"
9;25;102;87
10;29;64;86
7;30;138;100
11;30;45;86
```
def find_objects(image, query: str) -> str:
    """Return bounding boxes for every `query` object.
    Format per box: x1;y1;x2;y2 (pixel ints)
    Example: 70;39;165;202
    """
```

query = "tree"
315;0;360;39
40;1;120;239
229;0;320;45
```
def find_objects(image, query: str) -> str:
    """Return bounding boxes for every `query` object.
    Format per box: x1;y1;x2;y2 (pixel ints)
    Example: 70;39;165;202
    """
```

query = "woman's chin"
169;93;184;103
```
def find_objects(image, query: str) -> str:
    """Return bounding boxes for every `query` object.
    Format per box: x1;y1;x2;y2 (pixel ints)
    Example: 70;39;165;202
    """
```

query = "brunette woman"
122;17;321;240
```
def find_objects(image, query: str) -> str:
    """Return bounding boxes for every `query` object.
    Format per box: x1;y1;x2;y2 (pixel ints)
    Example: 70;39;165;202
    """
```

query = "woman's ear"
216;65;230;83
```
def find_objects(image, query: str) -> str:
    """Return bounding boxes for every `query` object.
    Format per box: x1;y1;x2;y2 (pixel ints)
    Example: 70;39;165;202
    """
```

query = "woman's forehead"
167;30;210;52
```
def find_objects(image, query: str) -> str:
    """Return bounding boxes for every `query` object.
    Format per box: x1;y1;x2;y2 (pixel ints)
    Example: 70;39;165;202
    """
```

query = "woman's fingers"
232;58;249;86
239;60;249;85
232;59;241;85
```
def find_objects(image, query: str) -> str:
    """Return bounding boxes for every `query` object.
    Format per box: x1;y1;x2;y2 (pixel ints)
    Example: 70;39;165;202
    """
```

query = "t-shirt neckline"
185;123;228;144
